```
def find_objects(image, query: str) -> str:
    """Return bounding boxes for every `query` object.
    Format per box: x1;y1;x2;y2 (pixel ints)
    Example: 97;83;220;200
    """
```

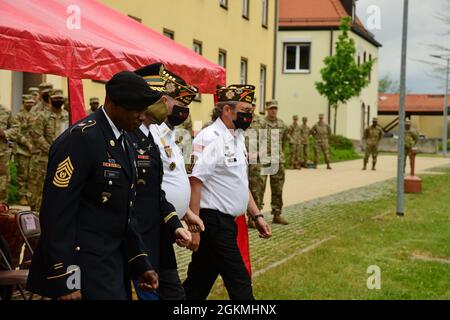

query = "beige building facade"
277;0;381;141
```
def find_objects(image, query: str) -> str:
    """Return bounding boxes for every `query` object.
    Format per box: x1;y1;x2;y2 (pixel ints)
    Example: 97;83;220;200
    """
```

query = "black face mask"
233;112;253;131
42;93;50;103
167;105;189;127
51;100;64;109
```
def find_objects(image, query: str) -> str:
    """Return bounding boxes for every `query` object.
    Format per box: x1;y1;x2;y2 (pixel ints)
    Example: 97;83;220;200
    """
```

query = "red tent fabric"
0;0;225;122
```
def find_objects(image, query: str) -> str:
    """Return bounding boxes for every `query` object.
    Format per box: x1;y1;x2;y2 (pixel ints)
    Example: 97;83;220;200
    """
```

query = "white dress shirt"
150;122;190;219
190;117;249;217
102;107;124;149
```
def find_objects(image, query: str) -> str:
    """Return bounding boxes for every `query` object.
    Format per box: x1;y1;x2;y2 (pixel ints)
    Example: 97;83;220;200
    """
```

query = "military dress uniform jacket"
27;110;152;299
128;127;183;271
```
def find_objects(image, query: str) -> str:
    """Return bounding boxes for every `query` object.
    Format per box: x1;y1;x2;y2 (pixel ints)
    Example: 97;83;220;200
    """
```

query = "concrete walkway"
261;155;450;212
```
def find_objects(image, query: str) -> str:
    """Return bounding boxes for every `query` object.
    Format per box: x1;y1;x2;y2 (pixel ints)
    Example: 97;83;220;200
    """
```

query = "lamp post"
396;0;409;217
430;54;449;157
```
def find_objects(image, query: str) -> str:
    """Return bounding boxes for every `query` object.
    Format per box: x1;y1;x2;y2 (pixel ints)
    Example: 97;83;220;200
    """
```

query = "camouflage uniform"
363;119;384;170
0;105;12;203
28;99;69;211
5;98;35;204
260;101;289;221
311;115;332;169
404;122;419;170
247;113;264;211
299;118;311;167
287;116;302;169
31;82;53;114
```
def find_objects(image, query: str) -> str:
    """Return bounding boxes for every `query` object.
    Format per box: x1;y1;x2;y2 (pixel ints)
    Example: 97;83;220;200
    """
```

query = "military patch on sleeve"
53;156;74;188
187;155;198;174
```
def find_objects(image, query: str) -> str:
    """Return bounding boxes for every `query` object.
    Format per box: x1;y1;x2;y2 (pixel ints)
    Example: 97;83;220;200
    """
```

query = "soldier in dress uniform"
130;63;199;300
27;71;161;300
183;84;272;300
362;117;384;171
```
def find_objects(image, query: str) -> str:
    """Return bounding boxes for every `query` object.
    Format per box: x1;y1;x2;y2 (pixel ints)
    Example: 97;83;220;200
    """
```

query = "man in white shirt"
183;84;272;300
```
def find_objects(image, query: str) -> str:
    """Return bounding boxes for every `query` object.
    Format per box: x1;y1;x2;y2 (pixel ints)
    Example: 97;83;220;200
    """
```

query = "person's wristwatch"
252;214;265;222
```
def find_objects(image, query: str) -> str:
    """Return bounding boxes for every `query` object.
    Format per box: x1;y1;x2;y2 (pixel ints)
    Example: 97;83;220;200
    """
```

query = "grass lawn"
209;168;450;300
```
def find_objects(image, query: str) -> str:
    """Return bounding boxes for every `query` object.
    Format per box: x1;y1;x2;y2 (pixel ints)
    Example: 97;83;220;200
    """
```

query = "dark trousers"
158;268;186;300
183;209;254;300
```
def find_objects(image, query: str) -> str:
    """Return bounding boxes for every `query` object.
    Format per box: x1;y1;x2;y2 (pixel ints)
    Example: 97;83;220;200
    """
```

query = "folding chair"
16;211;40;268
0;234;28;300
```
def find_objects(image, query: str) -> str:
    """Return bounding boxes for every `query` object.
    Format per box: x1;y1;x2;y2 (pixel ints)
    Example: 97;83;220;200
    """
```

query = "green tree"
378;73;400;93
316;17;375;134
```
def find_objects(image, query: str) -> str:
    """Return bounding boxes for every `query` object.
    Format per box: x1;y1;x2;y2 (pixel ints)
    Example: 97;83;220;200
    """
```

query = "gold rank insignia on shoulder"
169;162;176;171
53;156;74;188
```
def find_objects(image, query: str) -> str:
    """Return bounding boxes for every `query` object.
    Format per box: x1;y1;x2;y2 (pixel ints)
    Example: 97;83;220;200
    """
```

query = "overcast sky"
356;0;450;93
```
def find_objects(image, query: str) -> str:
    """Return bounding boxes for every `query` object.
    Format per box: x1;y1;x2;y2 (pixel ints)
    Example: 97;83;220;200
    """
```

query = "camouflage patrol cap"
319;113;324;118
265;100;278;109
405;118;411;124
302;116;308;121
22;94;33;101
28;87;39;95
50;89;64;99
293;115;299;120
89;97;100;104
38;82;53;93
372;117;378;122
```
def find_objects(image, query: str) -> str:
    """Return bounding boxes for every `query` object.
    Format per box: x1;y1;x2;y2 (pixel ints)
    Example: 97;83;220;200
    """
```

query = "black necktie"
118;134;131;169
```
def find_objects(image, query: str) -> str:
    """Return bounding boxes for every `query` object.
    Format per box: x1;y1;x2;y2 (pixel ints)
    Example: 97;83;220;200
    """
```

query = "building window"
218;49;227;68
163;28;174;40
363;51;367;63
357;53;361;66
259;65;266;114
368;54;372;82
193;40;202;55
220;0;228;9
262;0;268;27
283;43;311;73
242;0;250;19
127;14;142;23
240;58;248;84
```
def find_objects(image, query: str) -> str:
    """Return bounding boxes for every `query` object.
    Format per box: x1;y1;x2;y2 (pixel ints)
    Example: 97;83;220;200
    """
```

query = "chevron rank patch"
53;156;74;188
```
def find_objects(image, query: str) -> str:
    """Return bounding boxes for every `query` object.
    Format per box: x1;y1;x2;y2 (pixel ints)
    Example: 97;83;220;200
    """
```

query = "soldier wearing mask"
32;82;53;113
28;89;69;211
183;84;272;300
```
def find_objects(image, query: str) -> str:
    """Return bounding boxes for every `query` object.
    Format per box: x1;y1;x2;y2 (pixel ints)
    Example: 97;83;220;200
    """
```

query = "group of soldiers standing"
287;113;333;170
0;83;68;210
246;100;334;227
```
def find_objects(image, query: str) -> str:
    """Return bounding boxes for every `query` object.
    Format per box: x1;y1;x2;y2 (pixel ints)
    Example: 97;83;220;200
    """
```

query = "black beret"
105;71;162;110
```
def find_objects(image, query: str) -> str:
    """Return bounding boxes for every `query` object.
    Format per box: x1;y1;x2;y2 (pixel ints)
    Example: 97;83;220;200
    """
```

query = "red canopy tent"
0;0;252;276
0;0;225;123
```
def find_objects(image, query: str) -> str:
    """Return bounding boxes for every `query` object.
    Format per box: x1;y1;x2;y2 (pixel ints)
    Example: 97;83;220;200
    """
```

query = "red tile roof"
378;93;450;114
279;0;381;47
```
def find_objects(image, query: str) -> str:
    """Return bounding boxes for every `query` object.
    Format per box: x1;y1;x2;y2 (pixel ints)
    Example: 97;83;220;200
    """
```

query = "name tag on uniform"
137;155;150;160
137;160;151;167
104;170;120;179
